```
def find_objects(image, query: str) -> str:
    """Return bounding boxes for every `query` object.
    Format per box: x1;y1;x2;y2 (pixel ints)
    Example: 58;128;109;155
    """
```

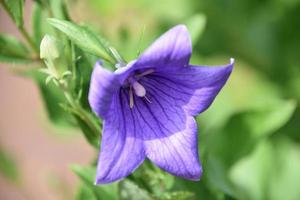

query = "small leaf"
71;165;119;200
75;184;97;200
47;18;113;62
49;0;70;20
185;14;206;46
32;2;47;46
3;0;24;27
158;191;195;200
0;34;30;63
120;180;153;200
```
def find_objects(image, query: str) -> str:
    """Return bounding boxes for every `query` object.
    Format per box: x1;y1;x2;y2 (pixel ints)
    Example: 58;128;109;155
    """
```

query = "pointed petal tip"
230;57;235;64
181;163;203;181
94;174;122;185
191;166;203;181
173;24;189;31
94;178;112;185
225;57;235;74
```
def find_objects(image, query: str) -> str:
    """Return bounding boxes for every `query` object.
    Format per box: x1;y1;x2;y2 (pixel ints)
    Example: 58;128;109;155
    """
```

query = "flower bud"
40;34;60;60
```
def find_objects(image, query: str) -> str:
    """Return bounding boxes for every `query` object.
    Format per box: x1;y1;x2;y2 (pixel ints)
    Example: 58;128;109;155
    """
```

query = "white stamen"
144;95;152;103
129;86;134;108
135;69;154;78
132;81;146;97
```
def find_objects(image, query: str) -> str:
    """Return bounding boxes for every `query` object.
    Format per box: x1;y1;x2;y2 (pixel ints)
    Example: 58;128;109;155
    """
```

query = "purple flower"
88;25;234;184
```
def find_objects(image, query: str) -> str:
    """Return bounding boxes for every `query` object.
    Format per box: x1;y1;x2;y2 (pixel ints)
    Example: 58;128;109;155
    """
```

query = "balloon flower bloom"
88;25;234;184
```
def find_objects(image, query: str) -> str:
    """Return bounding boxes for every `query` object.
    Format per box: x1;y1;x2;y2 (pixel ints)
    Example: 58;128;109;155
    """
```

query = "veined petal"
134;25;192;71
95;89;145;184
88;61;121;118
147;59;234;116
130;84;202;180
144;117;202;180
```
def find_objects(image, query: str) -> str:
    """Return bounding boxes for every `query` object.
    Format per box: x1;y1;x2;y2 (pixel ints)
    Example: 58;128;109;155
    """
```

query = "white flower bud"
40;35;60;60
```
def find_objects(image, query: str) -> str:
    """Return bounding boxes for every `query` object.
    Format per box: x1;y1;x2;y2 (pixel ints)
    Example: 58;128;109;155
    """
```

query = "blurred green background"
1;0;300;199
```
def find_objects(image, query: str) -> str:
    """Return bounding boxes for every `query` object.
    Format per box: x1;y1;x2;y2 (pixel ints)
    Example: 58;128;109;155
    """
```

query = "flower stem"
19;26;39;54
60;80;101;139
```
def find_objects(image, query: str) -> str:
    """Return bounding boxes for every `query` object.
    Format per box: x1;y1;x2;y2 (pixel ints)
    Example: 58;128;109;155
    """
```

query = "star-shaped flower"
88;25;234;184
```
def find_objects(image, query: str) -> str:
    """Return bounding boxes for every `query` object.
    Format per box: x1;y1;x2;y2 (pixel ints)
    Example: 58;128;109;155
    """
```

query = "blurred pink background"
0;1;95;199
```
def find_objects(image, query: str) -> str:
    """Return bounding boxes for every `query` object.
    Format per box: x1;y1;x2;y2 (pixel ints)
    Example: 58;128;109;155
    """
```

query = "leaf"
47;18;113;62
32;2;46;46
158;191;195;200
73;115;100;148
204;99;297;198
229;140;273;200
120;180;153;200
205;156;237;198
245;100;297;137
49;0;70;20
185;14;206;46
268;138;300;200
172;178;214;200
0;147;20;182
72;47;95;109
0;34;30;63
76;184;97;200
229;137;300;200
208;99;297;168
71;165;119;200
3;0;24;27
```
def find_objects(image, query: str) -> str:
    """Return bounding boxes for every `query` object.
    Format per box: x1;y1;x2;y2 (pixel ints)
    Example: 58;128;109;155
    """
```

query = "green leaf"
76;184;97;200
185;14;206;46
71;165;119;200
47;18;113;63
229;140;273;200
268;138;300;200
120;180;153;200
0;34;30;63
3;0;24;27
229;137;300;200
0;147;19;182
205;156;237;198
208;99;297;168
158;191;195;200
204;99;297;198
245;100;297;137
73;115;100;148
32;2;46;46
49;0;70;20
172;179;214;200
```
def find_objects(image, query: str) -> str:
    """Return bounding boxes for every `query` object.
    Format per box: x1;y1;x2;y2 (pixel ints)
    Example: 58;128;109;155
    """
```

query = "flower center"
127;69;154;108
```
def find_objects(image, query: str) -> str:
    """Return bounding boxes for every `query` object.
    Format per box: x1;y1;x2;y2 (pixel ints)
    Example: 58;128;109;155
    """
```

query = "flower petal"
144;116;202;180
130;83;202;180
95;89;145;184
147;59;234;116
134;25;192;70
88;61;121;118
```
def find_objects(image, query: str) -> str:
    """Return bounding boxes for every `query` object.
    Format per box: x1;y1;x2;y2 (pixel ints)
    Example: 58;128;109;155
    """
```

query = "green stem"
19;26;39;54
60;81;100;138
